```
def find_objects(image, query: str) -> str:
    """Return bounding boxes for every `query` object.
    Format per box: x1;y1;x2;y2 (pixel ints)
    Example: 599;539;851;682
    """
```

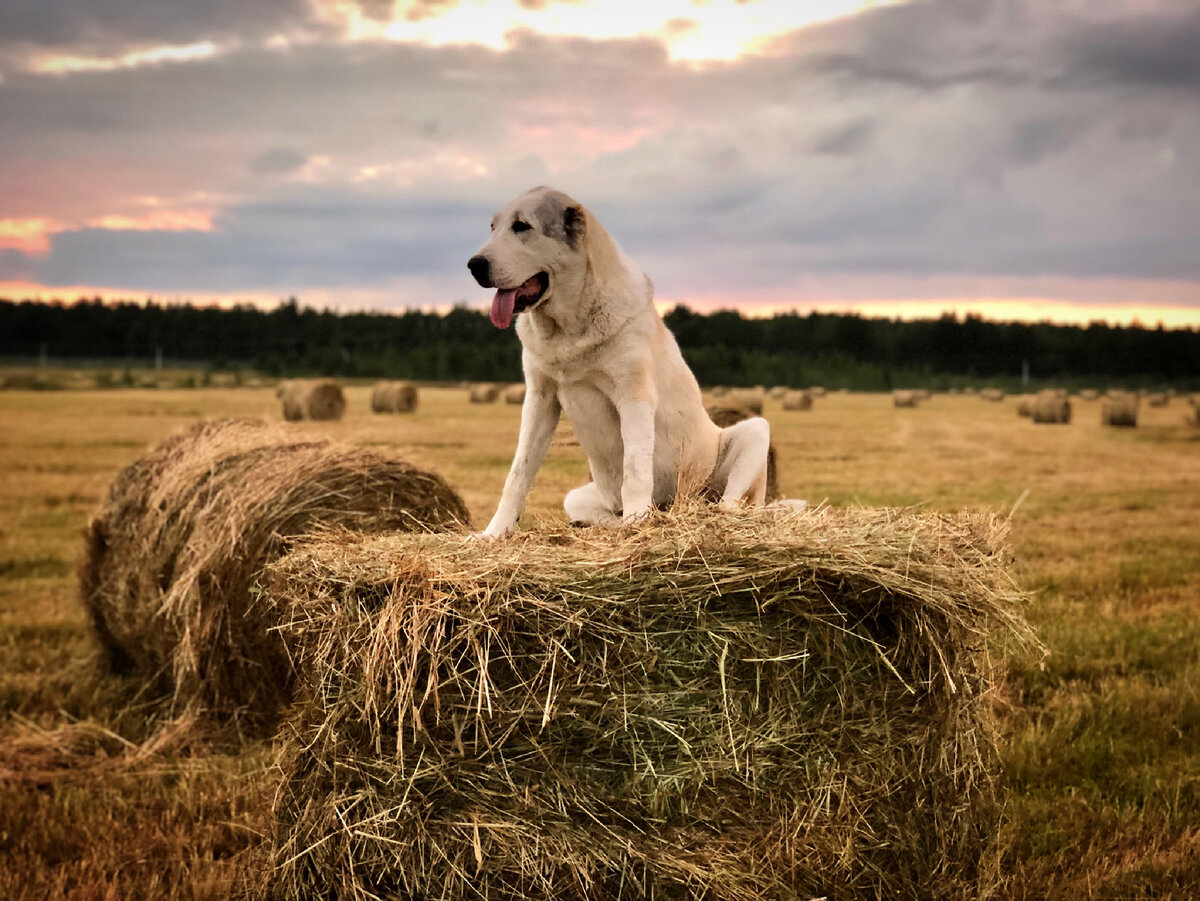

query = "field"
1;382;1198;899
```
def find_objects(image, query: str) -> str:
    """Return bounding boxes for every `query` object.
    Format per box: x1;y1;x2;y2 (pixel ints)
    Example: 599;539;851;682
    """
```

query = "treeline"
2;297;1198;390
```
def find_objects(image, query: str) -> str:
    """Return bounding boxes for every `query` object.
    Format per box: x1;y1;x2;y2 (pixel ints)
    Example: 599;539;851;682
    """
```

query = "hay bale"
503;383;526;405
767;385;788;400
781;389;812;411
893;390;919;408
913;388;932;401
1145;392;1168;407
263;506;1035;901
704;405;779;502
78;418;469;724
1101;392;1139;427
469;383;501;404
1031;390;1071;424
370;381;418;414
710;386;730;398
305;379;345;420
1078;389;1100;401
809;385;827;397
1016;395;1034;417
276;380;307;421
979;388;1005;402
730;388;764;415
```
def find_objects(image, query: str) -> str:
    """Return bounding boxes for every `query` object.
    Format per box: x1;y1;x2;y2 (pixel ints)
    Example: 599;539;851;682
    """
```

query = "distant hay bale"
276;380;306;421
893;390;919;408
913;388;932;401
809;385;827;397
263;506;1035;901
730;388;764;415
503;383;526;405
1101;392;1139;428
370;381;418;414
709;385;730;398
276;379;346;421
767;385;788;399
1078;389;1100;401
469;383;501;404
305;379;345;420
704;405;779;502
979;388;1005;402
1031;391;1071;424
78;418;469;725
1017;395;1034;417
781;389;812;411
1145;392;1168;407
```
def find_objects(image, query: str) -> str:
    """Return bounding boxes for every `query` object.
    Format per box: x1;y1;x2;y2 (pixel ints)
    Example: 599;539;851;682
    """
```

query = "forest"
2;297;1198;390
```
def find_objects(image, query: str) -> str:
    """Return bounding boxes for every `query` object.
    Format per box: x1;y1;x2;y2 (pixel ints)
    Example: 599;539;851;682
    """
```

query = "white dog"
468;186;772;538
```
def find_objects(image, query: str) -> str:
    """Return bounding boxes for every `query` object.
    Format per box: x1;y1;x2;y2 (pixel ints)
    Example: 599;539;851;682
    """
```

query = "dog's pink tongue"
490;288;517;329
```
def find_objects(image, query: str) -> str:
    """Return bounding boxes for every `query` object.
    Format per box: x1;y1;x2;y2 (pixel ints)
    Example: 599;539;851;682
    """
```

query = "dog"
468;186;773;538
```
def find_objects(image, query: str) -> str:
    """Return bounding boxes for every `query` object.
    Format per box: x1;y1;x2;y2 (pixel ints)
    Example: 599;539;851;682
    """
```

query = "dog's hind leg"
711;417;770;509
564;481;621;527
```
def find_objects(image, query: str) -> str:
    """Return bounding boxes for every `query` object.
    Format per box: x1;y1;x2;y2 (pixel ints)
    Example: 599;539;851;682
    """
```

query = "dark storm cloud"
0;0;312;49
1054;9;1200;90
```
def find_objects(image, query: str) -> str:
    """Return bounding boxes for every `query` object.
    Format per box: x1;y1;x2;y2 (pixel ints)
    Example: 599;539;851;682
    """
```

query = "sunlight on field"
1;382;1199;898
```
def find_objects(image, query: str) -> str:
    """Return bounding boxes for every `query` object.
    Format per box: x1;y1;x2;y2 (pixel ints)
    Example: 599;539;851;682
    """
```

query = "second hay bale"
78;418;469;724
370;381;418;413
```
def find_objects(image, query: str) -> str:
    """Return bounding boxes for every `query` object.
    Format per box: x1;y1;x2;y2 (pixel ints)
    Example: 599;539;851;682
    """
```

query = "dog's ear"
563;204;585;250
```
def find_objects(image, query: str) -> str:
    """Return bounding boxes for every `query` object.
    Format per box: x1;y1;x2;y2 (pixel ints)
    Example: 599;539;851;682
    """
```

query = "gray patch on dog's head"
533;190;585;250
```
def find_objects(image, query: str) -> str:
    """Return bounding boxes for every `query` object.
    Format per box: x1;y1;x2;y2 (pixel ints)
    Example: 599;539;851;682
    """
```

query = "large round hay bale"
1101;392;1139;427
1078;388;1100;401
781;389;812;411
704;405;780;502
979;388;1005;402
809;385;827;397
709;385;730;398
893;390;919;408
78;418;469;726
469;383;500;404
768;385;788;400
370;381;418;414
1145;392;1167;407
913;388;932;401
504;383;526;405
1031;391;1071;424
1016;395;1034;417
264;506;1036;901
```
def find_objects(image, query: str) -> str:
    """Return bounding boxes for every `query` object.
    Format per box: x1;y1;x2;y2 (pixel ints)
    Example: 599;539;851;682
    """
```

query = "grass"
1;381;1199;898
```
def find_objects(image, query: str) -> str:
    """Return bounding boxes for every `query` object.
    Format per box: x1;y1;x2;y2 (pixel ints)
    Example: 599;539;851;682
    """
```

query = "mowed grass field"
1;383;1198;899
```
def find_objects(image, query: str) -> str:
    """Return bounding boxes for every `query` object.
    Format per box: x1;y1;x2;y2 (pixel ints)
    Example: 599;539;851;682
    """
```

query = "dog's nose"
467;255;492;287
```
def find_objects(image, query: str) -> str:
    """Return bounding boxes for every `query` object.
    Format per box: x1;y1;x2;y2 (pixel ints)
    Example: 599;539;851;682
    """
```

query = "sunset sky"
2;0;1199;326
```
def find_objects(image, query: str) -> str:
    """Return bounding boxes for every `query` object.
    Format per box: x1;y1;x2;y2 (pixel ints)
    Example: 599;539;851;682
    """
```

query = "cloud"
0;0;1197;316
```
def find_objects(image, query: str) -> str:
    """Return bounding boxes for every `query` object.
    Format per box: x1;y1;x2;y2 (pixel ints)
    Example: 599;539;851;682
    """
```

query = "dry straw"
705;405;780;502
1101;392;1139;427
1031;390;1071;424
781;389;812;411
370;381;418;413
262;504;1036;901
78;418;469;726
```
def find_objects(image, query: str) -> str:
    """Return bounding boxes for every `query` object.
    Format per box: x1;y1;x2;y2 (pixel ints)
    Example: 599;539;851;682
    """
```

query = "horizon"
2;1;1199;328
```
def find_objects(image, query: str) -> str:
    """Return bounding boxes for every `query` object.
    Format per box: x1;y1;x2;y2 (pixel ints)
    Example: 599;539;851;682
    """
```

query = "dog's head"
468;186;588;329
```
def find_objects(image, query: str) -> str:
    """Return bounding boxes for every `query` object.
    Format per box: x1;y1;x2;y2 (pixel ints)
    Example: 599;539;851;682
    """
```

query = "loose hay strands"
79;418;469;726
263;504;1037;901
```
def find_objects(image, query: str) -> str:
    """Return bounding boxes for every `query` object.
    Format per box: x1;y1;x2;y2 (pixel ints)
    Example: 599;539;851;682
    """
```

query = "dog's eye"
511;220;532;233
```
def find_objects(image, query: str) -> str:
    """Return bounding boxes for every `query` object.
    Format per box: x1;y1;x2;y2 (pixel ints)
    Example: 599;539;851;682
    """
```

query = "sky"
2;0;1199;326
